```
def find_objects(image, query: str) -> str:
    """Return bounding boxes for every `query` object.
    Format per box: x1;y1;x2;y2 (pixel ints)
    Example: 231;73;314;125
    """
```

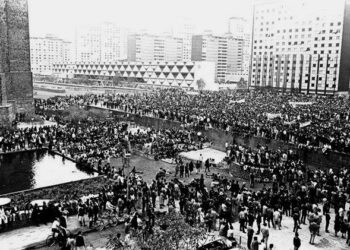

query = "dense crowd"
1;90;350;250
45;144;350;249
73;89;350;154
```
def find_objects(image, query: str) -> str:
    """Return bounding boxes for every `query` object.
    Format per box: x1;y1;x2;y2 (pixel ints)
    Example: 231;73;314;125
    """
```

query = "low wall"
34;82;150;94
88;106;350;170
0;175;108;232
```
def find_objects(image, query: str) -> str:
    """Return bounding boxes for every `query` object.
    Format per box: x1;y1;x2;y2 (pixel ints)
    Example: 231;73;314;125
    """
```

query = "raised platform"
179;148;227;164
16;120;57;129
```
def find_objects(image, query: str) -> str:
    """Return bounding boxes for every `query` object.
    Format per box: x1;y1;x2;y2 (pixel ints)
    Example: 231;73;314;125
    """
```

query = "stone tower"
0;0;33;124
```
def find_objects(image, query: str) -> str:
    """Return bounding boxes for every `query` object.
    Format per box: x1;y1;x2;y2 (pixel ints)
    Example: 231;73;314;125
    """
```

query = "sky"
28;0;253;41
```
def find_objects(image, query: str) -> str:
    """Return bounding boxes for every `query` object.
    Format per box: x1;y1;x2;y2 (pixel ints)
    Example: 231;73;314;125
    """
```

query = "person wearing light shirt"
51;217;60;238
0;206;8;226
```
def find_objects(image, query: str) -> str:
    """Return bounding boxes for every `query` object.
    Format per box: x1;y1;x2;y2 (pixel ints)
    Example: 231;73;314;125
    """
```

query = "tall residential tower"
75;22;128;62
192;34;243;82
250;0;350;94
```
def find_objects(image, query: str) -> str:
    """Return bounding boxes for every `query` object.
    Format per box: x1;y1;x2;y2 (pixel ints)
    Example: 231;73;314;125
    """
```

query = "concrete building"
0;0;33;123
172;19;195;61
229;17;247;36
127;33;183;62
75;22;128;62
191;34;243;82
53;61;216;90
228;17;251;78
250;0;350;94
30;34;72;75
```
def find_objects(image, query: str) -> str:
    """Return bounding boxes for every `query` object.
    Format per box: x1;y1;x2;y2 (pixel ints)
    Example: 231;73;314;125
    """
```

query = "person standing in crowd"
334;213;341;237
324;201;331;233
75;231;85;250
261;223;269;249
196;160;201;174
292;209;300;233
256;211;262;235
293;232;301;250
77;203;86;227
180;163;184;178
205;158;210;173
239;209;246;233
175;164;179;177
251;236;260;250
189;161;194;174
247;225;254;249
185;163;190;177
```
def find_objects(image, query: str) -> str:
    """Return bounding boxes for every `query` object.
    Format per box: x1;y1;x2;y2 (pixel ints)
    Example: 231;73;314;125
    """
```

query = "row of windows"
254;49;339;55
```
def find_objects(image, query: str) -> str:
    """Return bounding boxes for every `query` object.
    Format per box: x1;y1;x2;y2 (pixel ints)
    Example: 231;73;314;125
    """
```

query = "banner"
300;121;312;128
266;113;282;120
229;99;245;104
284;120;296;125
289;101;313;108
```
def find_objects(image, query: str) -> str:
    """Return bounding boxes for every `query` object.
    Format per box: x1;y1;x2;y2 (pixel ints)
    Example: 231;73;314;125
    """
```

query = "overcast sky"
28;0;253;41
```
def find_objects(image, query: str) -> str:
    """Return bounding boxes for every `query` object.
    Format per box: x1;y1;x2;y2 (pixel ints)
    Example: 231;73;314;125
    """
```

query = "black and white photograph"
0;0;349;249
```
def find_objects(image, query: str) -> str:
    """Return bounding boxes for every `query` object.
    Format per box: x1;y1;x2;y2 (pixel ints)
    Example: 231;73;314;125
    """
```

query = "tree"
112;72;122;86
196;79;206;91
237;77;247;89
136;210;206;250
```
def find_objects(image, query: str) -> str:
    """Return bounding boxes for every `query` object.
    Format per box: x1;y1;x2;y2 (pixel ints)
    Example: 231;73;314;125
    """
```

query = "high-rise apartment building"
172;19;195;61
30;34;72;75
228;17;251;76
192;34;243;82
127;33;183;62
250;0;350;94
75;22;127;62
229;17;246;35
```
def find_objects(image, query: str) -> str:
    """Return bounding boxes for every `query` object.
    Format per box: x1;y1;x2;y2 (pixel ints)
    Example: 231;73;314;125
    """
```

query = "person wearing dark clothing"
185;163;190;177
42;202;49;225
205;159;210;173
293;211;300;233
251;236;260;250
32;204;40;226
325;212;331;233
75;231;85;249
180;163;184;178
293;232;301;250
59;215;67;228
247;226;254;249
256;212;262;235
346;221;350;245
334;213;341;237
323;202;331;233
189;161;194;174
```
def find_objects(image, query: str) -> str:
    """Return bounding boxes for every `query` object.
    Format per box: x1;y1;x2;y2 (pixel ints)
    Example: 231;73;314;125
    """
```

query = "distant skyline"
28;0;253;41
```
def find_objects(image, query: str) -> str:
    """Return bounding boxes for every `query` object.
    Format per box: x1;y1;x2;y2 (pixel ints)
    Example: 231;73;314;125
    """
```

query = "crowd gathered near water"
0;89;349;250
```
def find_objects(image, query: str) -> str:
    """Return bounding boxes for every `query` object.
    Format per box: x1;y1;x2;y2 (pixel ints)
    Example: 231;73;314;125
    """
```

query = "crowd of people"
78;88;350;154
0;89;349;250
